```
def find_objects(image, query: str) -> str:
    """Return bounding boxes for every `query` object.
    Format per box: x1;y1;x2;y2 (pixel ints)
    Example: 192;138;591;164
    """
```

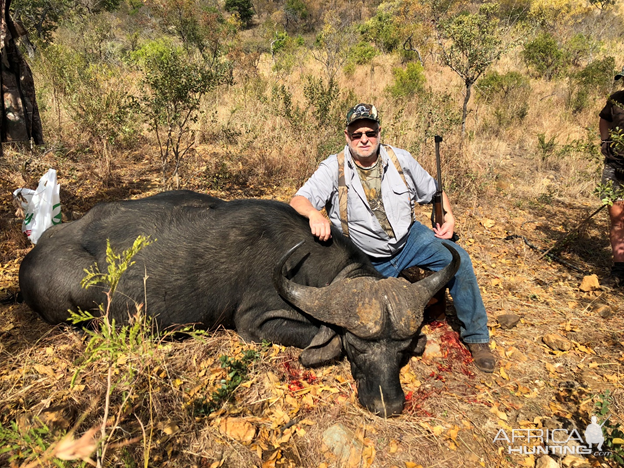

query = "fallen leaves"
54;428;98;463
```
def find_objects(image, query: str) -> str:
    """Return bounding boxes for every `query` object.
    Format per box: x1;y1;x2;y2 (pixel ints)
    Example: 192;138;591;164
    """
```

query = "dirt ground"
0;148;622;468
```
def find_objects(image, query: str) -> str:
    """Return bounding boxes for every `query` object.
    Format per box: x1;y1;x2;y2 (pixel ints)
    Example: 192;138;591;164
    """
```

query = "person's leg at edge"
371;222;495;372
609;201;624;282
602;164;624;283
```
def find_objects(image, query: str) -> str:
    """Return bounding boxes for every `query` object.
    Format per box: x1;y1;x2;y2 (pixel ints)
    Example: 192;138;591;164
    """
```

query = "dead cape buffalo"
19;190;459;416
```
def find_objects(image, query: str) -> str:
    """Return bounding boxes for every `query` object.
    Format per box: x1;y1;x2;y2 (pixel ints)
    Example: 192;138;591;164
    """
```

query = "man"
290;103;495;373
599;67;624;284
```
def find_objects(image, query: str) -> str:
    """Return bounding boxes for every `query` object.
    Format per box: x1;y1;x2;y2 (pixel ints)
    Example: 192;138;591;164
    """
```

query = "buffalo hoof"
413;333;427;356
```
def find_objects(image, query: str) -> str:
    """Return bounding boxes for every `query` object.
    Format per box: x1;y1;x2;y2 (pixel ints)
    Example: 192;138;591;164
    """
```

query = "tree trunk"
461;81;472;138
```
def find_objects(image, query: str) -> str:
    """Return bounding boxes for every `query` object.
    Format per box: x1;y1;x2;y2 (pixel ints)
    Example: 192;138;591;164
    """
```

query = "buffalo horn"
273;241;383;337
397;242;461;337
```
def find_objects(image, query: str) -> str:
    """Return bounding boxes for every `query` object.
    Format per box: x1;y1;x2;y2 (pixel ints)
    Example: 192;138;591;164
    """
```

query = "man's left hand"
433;214;455;239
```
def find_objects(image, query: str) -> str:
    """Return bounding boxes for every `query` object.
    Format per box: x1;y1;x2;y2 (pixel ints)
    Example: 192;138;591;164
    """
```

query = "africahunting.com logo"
493;414;615;457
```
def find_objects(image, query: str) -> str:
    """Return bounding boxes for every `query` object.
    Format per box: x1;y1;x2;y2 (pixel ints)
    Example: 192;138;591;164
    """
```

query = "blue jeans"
371;222;489;343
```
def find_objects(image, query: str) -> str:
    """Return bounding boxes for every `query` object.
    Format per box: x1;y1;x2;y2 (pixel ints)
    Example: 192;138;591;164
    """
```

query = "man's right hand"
290;195;333;241
309;211;332;241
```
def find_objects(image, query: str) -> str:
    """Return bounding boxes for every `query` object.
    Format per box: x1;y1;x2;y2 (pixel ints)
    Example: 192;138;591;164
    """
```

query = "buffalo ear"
300;325;342;367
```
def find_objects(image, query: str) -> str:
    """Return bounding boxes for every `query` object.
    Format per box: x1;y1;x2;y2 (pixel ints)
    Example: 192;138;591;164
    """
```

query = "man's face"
345;120;381;161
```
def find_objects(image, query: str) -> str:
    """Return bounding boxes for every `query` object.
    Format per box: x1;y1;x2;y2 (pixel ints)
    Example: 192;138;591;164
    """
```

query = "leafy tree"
311;11;355;82
565;33;600;67
11;0;69;45
132;40;233;189
437;3;510;136
270;31;305;74
11;0;122;47
224;0;254;28
347;40;378;66
284;0;309;32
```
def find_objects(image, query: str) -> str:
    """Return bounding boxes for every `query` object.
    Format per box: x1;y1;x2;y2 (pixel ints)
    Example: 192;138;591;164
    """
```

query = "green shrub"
284;0;310;31
347;40;378;66
271;31;305;74
303;76;340;128
359;5;402;53
522;32;567;79
567;56;615;113
386;62;426;99
565;33;600;67
225;0;255;28
132;39;232;189
477;71;530;126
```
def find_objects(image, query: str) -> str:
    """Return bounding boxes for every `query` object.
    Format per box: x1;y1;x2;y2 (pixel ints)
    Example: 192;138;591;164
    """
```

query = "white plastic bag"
13;168;62;244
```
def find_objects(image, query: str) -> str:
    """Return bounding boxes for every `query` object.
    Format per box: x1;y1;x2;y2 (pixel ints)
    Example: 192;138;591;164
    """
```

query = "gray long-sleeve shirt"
296;145;437;258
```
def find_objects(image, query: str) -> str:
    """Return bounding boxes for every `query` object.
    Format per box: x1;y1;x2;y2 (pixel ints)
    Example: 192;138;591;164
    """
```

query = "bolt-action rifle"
432;135;459;242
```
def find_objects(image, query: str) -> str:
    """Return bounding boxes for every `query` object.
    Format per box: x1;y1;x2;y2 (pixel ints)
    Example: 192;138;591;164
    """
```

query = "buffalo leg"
239;309;321;349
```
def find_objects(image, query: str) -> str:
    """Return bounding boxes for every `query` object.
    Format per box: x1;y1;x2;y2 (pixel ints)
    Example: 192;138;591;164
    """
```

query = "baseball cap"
345;103;379;126
615;66;624;80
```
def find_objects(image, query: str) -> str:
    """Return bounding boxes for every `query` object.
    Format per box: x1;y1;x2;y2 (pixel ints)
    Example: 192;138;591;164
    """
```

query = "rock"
322;424;364;468
543;333;572;351
507;346;528;363
579;275;600;292
536;455;559;468
562;454;591;467
218;418;255;445
497;314;521;329
593;304;613;319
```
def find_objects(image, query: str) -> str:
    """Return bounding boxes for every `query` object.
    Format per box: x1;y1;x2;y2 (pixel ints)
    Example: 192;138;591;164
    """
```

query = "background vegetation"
6;0;622;201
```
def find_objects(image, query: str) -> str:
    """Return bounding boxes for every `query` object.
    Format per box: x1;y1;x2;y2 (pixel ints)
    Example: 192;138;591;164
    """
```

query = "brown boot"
465;343;496;373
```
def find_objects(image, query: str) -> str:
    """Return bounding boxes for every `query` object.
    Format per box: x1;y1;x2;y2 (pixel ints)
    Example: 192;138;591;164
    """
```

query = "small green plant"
593;390;624;464
271;83;305;129
595;181;624;207
303;75;340;128
537;133;557;161
192;349;259;416
0;420;73;467
386;62;426;99
80;236;153;296
610;127;624;154
70;235;154;385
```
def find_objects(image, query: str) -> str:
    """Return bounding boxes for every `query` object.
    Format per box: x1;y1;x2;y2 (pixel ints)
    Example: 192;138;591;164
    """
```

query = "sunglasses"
350;130;379;140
